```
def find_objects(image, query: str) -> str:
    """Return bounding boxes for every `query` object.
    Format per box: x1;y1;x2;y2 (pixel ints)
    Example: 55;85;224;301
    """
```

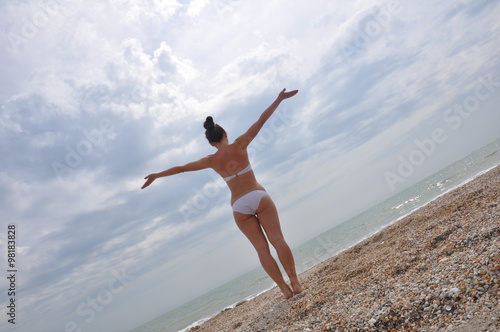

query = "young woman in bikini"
141;88;303;299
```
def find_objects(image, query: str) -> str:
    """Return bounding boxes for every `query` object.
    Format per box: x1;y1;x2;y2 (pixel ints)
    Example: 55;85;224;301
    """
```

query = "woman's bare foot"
280;285;294;299
290;278;304;295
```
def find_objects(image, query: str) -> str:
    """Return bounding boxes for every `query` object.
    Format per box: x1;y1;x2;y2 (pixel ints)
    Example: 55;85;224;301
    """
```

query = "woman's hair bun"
203;115;225;143
204;116;215;130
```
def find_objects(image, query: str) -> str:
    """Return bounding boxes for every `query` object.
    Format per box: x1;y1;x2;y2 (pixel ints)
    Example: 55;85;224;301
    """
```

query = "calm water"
131;137;500;332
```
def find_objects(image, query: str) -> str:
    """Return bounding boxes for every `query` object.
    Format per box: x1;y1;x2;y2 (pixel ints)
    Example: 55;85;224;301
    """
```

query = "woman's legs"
255;194;303;294
234;212;293;298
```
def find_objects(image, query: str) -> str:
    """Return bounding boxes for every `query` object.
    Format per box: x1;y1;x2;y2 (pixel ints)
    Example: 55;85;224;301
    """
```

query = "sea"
130;137;500;332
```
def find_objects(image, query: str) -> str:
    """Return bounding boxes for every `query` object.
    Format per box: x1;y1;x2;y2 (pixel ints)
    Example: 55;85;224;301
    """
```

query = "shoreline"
190;165;499;331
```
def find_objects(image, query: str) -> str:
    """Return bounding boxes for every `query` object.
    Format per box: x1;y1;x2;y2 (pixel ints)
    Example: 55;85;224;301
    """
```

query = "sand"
191;166;499;332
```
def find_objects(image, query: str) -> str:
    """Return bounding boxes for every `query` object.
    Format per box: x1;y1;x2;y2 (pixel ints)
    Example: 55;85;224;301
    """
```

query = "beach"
190;165;499;331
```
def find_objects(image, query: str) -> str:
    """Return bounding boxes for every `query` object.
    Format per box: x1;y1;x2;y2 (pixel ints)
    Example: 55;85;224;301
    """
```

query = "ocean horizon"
130;137;500;332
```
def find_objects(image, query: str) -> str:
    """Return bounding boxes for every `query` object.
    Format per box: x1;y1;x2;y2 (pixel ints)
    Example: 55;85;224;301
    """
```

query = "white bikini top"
222;164;252;182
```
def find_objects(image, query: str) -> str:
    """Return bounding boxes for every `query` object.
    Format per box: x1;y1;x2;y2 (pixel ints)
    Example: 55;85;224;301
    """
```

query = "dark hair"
204;116;225;143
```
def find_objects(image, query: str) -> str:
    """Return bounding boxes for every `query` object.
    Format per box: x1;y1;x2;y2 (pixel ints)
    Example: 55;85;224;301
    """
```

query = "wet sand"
191;166;499;331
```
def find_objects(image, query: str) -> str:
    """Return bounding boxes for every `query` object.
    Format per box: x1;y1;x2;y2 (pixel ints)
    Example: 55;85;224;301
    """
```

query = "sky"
0;0;499;331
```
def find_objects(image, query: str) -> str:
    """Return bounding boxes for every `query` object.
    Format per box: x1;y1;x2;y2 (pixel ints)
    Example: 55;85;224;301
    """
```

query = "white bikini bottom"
232;190;267;215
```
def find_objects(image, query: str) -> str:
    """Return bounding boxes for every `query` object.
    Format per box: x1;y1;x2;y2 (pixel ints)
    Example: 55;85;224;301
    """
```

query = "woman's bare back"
209;140;265;204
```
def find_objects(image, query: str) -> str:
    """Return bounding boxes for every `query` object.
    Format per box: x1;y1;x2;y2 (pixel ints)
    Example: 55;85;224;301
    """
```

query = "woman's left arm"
141;156;211;189
235;89;298;148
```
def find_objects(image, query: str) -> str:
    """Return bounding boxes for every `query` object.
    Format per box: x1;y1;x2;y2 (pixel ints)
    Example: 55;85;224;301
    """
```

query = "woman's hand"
141;173;158;189
278;88;299;100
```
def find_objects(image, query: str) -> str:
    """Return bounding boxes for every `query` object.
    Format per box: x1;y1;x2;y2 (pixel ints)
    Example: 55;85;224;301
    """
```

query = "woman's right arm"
141;156;211;189
236;88;298;147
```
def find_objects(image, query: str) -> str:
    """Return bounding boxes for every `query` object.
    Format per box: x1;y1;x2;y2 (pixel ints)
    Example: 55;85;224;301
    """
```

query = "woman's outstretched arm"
236;88;298;147
141;156;211;189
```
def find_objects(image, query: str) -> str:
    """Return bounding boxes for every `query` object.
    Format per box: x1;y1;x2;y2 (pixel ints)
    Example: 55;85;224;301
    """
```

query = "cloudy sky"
1;0;499;331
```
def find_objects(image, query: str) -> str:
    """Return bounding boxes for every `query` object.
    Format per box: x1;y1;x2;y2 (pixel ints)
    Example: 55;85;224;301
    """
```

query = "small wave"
483;150;499;160
245;286;274;301
428;175;455;190
391;195;422;210
178;286;275;332
178;317;211;332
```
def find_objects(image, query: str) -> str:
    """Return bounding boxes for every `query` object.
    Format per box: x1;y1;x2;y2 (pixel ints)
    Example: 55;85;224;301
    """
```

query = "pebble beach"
191;165;499;332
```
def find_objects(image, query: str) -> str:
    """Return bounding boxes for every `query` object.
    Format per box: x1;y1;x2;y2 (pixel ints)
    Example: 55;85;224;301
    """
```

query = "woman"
141;88;303;299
